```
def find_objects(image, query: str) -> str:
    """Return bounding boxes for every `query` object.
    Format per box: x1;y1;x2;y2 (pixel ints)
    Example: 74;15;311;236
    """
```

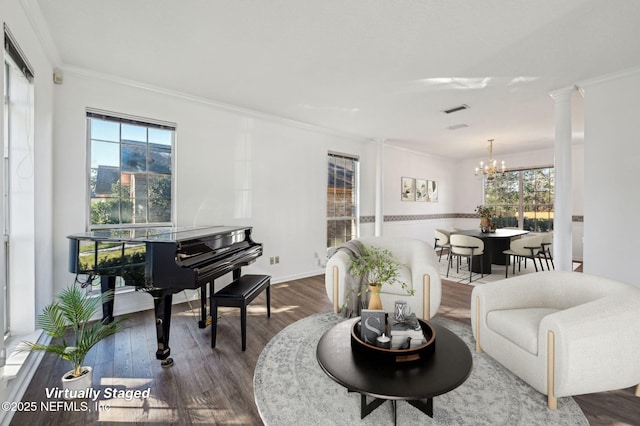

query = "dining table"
451;228;529;274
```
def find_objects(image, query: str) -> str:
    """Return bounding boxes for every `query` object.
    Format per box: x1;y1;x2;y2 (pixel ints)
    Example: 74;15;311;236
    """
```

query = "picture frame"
360;309;386;345
401;177;415;201
427;180;438;202
415;179;427;202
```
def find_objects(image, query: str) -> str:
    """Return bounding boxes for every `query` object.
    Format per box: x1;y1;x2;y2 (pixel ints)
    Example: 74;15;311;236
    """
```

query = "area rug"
439;257;582;286
254;312;588;425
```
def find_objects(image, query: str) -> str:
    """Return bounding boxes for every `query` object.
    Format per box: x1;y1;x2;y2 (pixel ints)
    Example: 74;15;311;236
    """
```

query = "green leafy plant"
350;243;414;295
475;205;493;219
24;285;127;378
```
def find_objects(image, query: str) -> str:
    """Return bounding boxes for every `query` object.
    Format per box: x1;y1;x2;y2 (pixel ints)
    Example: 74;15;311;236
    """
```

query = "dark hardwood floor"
14;275;640;425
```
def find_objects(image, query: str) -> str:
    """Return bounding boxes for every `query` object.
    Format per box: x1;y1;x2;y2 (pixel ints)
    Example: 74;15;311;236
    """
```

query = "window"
484;167;554;231
87;111;175;228
327;152;359;248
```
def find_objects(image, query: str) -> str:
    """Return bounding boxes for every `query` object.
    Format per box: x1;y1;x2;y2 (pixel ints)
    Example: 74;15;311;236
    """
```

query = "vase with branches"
349;244;414;310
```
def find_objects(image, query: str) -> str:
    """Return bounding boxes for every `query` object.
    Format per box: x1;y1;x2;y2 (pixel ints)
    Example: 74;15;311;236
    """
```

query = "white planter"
61;366;93;399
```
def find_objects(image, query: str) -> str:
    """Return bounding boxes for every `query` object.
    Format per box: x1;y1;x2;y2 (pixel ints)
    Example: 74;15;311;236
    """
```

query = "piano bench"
211;274;271;351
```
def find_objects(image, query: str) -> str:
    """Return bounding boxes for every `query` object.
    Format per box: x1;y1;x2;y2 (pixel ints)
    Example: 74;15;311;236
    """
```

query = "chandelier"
474;139;505;180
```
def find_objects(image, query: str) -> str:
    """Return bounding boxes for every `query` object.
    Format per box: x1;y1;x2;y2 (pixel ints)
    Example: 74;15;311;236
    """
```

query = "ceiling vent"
442;104;469;114
448;123;469;130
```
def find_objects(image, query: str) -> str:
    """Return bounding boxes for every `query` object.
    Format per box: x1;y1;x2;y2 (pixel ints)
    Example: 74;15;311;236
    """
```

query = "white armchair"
471;271;640;409
325;236;441;319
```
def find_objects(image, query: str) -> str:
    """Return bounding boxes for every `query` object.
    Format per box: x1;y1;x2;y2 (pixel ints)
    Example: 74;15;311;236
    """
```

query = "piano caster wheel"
161;358;174;368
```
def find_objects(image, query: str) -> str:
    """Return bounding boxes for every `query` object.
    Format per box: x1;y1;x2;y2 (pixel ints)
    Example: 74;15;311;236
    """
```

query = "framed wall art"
427;180;438;202
401;177;415;201
415;179;427;202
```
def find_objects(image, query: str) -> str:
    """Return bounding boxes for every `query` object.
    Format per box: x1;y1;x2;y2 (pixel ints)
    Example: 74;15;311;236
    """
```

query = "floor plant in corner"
23;285;127;398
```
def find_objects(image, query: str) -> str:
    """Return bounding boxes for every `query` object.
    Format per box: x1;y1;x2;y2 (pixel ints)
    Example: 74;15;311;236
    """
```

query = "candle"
376;333;391;349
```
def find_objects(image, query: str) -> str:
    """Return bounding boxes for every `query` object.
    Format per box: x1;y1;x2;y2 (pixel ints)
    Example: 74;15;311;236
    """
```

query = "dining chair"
539;232;554;270
433;229;450;262
447;234;485;283
503;234;545;278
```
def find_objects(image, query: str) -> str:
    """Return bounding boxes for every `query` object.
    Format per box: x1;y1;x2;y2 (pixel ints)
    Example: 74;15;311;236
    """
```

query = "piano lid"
67;225;252;243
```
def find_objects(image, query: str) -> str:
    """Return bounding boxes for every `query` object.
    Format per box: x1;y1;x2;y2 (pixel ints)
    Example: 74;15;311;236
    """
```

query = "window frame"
483;166;554;232
327;151;360;248
85;110;176;230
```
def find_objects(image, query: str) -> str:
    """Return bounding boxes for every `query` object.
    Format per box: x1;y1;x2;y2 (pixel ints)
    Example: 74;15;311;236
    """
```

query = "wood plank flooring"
13;275;640;425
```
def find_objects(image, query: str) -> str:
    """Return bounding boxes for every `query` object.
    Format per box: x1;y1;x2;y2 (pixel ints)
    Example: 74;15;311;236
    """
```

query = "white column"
374;139;385;236
550;87;574;271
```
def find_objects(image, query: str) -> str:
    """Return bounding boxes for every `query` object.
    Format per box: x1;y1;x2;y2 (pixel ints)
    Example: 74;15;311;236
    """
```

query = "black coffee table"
316;317;472;424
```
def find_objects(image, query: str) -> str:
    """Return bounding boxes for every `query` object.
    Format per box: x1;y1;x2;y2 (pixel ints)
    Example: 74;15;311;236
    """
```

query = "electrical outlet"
270;257;274;265
275;256;280;264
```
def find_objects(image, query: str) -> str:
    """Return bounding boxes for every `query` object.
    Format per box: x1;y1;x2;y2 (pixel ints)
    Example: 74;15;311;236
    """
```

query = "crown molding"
576;65;640;89
60;64;369;144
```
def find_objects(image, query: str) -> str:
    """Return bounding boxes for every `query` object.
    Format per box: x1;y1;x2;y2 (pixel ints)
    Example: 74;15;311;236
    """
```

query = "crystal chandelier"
474;139;505;180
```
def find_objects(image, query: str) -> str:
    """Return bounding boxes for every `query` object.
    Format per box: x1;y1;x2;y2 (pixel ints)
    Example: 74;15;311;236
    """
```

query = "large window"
87;111;175;228
327;152;359;248
484;167;554;231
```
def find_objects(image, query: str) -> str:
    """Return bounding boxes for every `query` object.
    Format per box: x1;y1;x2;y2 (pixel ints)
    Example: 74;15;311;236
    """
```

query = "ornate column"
549;87;574;271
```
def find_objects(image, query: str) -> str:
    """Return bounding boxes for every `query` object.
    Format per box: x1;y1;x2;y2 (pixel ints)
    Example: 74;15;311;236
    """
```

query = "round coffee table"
316;317;472;423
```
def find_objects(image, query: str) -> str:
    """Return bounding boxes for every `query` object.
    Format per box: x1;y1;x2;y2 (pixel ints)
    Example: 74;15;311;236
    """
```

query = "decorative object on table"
401;177;415;201
475;205;494;232
351;316;435;363
254;312;589;425
394;300;411;322
388;313;425;349
474;138;506;180
349;243;413;311
359;309;386;345
22;285;127;397
326;236;442;320
376;333;391;349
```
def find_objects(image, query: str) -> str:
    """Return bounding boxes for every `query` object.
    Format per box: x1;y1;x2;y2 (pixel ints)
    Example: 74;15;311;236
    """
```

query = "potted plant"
23;285;127;397
349;243;415;310
475;205;493;232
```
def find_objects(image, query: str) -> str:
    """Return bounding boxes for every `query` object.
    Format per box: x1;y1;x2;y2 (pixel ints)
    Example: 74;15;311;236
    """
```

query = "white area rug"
254;312;588;425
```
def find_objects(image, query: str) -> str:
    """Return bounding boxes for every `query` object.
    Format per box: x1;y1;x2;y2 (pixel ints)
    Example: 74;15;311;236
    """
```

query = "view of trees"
484;167;554;231
90;174;171;225
88;115;174;227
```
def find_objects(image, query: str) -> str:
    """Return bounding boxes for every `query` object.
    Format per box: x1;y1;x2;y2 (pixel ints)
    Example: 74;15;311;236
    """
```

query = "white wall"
582;70;640;286
52;71;378;312
380;145;458;242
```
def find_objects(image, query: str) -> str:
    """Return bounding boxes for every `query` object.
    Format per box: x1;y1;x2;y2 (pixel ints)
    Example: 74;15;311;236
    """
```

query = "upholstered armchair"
471;271;640;409
325;236;442;319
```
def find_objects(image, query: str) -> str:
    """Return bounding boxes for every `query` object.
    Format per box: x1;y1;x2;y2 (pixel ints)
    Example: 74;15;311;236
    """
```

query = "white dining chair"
447;234;485;283
433;229;450;262
502;234;545;278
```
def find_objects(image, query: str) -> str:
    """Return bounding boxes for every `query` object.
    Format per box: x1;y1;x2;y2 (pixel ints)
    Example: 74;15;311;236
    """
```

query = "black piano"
67;225;263;366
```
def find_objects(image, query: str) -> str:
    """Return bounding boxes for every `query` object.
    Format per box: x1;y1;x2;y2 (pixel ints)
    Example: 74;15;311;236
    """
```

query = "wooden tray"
351;318;436;363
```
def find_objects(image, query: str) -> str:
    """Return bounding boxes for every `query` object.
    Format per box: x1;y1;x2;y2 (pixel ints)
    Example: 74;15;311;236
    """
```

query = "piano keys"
67;225;263;366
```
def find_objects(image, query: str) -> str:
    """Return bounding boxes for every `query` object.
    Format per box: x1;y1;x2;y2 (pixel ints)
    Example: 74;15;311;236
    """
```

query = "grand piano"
67;225;263;366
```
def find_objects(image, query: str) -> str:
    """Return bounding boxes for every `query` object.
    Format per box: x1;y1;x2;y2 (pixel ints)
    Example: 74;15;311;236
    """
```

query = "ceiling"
30;0;640;159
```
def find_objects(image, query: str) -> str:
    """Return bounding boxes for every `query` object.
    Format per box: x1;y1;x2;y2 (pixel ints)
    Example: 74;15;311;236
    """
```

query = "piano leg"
152;291;175;367
100;276;116;324
198;283;208;328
